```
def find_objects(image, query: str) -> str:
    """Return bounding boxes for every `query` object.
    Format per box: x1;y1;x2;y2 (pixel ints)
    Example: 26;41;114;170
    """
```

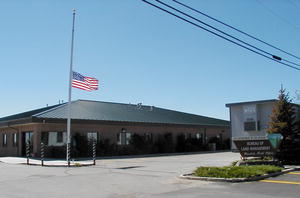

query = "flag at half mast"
72;71;99;91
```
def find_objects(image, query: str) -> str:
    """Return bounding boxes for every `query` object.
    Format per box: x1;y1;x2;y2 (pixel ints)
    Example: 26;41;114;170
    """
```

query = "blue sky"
1;0;300;120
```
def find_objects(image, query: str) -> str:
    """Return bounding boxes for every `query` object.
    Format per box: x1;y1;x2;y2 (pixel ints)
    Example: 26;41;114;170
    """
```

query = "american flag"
72;71;99;91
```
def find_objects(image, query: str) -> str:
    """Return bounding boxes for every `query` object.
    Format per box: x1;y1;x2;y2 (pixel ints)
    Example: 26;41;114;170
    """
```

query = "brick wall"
0;122;229;157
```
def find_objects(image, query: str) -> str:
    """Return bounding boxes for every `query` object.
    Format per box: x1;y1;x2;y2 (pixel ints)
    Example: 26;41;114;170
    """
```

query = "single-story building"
226;99;300;150
0;100;230;157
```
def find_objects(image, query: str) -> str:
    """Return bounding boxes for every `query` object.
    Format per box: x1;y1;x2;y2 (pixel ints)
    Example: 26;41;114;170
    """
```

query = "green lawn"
194;165;283;179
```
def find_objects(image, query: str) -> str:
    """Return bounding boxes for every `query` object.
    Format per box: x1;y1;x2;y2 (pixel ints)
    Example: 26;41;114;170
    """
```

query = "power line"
140;0;300;71
256;0;300;33
154;0;300;68
286;0;300;11
172;0;300;61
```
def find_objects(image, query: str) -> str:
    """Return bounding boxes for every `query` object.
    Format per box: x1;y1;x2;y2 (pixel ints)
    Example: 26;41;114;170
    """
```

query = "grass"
194;165;283;179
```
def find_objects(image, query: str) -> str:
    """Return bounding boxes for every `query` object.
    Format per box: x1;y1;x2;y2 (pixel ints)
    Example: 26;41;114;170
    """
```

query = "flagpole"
67;9;76;166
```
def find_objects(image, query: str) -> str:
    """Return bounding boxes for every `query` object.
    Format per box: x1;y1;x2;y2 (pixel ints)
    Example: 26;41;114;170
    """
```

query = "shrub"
154;133;174;153
96;139;118;156
129;134;153;154
44;146;66;158
194;165;283;178
73;133;89;157
175;134;204;152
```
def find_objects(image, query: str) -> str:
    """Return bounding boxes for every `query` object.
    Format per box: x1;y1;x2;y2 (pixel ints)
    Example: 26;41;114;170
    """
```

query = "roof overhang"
0;117;33;128
225;99;277;107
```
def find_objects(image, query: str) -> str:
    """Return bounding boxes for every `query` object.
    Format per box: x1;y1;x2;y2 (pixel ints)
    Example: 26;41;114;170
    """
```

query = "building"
0;100;230;157
226;99;300;149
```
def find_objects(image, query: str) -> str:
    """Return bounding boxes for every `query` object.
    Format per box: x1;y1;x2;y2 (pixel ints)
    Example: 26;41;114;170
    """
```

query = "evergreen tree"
267;88;300;164
267;88;295;136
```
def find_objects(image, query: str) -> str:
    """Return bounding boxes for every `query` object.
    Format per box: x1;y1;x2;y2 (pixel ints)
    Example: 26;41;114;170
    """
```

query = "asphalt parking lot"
261;171;300;185
0;152;300;198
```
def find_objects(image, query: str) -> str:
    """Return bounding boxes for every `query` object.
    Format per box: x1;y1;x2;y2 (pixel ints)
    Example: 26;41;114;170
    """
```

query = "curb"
179;168;298;182
20;163;95;167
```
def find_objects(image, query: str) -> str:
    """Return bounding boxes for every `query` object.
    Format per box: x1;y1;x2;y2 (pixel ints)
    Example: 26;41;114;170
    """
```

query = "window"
3;134;7;147
48;132;65;146
125;132;131;145
57;132;63;143
13;133;18;147
144;133;153;143
117;129;131;145
244;121;256;131
87;132;98;142
41;132;49;145
25;132;33;144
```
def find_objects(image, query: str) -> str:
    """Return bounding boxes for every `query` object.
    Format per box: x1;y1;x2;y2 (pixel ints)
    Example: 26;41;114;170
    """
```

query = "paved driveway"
0;152;299;198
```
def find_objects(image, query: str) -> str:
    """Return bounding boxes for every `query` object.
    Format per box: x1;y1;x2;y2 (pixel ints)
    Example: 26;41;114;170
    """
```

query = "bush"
96;139;117;156
129;134;153;154
194;165;283;178
175;134;204;152
44;146;66;158
73;133;89;158
153;133;174;153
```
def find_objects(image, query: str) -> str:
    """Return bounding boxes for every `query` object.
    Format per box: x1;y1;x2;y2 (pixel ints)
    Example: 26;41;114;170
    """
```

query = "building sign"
233;136;275;157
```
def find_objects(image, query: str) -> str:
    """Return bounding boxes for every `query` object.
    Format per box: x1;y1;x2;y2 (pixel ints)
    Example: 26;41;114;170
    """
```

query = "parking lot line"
287;172;300;175
260;180;300;185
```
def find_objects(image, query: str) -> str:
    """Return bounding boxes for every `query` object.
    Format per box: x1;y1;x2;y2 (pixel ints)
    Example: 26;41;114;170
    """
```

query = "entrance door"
22;132;33;156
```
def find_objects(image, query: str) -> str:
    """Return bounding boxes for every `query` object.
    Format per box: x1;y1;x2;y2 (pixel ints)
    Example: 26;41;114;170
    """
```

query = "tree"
267;88;300;163
267;88;295;136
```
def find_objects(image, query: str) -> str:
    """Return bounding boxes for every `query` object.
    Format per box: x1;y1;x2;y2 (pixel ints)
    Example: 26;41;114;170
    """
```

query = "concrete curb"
179;168;299;182
94;150;231;160
21;163;95;167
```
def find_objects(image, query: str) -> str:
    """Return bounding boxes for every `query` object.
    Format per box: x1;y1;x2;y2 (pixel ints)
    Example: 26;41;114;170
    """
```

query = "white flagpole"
67;9;76;166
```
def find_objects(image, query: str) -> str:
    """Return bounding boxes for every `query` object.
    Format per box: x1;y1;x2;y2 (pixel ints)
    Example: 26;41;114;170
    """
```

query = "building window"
25;132;33;144
48;132;66;146
144;133;153;143
117;129;131;145
87;132;98;142
3;134;7;147
244;121;256;131
41;132;49;145
57;132;63;143
13;133;18;147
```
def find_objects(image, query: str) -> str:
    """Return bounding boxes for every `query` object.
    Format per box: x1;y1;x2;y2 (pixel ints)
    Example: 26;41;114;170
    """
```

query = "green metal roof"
1;100;229;126
0;104;62;122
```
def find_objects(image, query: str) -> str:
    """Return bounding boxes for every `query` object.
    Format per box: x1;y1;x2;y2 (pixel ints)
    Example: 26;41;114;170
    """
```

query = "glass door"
22;132;33;156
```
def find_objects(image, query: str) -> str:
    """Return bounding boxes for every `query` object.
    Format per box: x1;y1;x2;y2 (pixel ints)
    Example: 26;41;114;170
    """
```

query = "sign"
233;136;275;157
267;133;283;149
